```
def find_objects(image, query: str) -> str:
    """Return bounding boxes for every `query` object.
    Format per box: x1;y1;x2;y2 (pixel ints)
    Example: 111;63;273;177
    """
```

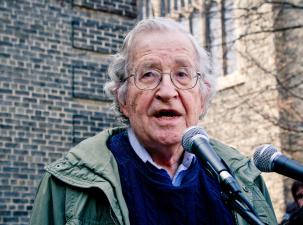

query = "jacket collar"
210;138;261;183
46;127;129;225
46;127;261;186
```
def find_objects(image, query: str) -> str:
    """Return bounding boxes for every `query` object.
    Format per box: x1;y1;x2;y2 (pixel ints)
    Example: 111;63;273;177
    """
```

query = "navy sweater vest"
107;131;235;225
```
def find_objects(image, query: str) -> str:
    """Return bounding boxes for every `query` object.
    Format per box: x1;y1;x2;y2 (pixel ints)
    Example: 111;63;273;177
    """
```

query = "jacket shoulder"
210;139;261;181
30;172;119;225
30;172;66;225
43;127;130;225
209;139;277;224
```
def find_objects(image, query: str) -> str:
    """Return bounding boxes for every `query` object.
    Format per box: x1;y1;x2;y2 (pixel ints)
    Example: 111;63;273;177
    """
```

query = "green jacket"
30;127;278;225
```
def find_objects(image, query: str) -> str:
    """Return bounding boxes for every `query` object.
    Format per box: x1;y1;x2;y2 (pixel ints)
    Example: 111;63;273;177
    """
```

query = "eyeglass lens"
134;68;199;90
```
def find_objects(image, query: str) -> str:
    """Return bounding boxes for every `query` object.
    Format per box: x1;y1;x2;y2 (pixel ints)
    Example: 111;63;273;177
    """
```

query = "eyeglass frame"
121;69;203;91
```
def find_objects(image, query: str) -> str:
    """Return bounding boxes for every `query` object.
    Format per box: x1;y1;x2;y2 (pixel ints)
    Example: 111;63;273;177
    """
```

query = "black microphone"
182;126;241;195
182;126;265;225
253;144;303;182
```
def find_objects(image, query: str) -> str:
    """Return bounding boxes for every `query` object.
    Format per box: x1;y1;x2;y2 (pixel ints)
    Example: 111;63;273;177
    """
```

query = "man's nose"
155;74;178;100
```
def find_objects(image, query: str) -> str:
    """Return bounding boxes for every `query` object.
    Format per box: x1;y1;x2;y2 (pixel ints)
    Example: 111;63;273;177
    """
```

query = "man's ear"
119;101;129;118
116;90;129;118
199;81;211;116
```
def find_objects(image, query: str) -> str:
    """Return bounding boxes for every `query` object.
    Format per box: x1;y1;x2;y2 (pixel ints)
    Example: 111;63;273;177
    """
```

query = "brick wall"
0;0;137;224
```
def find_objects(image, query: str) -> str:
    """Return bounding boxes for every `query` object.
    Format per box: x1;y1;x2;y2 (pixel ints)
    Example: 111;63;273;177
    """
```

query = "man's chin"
153;131;182;145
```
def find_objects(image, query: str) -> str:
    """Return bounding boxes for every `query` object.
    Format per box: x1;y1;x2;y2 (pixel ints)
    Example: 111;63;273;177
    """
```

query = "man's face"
120;30;206;151
295;186;303;208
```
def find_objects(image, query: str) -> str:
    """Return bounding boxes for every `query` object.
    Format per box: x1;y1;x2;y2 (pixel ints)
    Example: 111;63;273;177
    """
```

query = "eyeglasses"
122;67;202;90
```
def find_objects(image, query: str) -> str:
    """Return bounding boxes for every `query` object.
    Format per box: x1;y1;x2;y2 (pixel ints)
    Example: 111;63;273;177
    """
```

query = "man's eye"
139;70;159;81
142;71;155;78
177;72;188;77
175;70;190;79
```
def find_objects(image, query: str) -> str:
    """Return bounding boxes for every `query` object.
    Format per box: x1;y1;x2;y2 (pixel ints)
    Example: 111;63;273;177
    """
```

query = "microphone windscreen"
253;144;279;172
182;126;208;152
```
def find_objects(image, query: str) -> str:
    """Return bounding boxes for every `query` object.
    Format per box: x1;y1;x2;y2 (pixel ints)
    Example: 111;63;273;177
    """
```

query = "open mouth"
154;110;181;118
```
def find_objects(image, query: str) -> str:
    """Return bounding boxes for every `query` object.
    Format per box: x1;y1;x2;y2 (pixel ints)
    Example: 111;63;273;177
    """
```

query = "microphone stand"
222;192;264;225
220;182;265;225
201;161;265;224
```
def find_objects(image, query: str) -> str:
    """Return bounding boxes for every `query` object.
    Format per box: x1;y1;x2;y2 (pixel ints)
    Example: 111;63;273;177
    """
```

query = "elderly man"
30;18;277;225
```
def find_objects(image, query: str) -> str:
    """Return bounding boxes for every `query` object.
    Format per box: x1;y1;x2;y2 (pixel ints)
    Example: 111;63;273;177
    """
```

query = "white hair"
104;17;217;123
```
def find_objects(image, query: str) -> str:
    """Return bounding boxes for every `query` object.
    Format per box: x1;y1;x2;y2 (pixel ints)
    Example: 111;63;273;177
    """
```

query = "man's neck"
127;127;184;177
148;146;184;177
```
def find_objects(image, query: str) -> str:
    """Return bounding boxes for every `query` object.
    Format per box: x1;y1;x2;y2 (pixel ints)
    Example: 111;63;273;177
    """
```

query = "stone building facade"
147;0;303;222
0;0;302;224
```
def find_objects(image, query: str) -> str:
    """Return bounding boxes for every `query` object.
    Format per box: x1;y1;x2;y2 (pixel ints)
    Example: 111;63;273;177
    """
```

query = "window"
190;9;202;43
222;0;236;74
206;0;237;76
139;0;153;19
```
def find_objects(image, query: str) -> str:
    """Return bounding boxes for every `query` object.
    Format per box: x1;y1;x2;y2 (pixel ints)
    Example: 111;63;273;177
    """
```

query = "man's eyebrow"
174;58;193;67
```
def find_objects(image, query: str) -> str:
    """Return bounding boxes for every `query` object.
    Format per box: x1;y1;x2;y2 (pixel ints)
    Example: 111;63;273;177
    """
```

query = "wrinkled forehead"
133;56;196;72
127;30;199;70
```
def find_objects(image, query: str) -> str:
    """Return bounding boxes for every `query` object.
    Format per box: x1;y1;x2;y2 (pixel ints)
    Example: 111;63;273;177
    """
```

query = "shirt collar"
127;127;195;174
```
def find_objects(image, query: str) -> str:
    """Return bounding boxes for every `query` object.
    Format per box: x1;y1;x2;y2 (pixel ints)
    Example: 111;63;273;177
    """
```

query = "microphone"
253;144;303;182
182;126;265;225
182;126;241;195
